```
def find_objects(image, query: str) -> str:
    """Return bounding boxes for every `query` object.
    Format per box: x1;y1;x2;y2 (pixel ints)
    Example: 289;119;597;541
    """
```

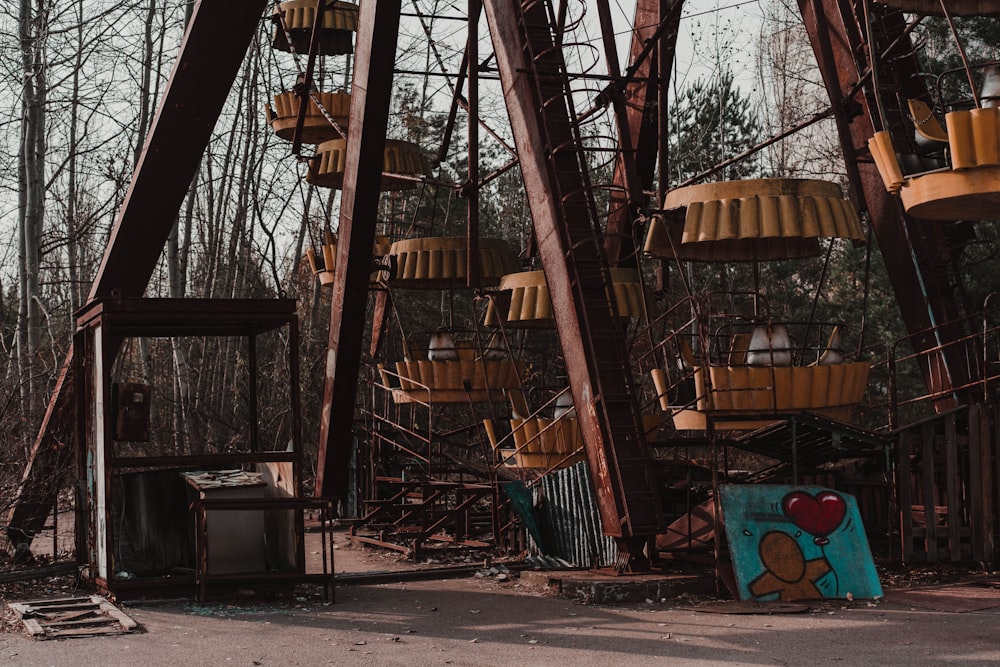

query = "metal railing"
888;293;1000;429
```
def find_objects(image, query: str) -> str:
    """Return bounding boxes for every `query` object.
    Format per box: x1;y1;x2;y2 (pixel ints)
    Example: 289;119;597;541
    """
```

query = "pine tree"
667;69;762;185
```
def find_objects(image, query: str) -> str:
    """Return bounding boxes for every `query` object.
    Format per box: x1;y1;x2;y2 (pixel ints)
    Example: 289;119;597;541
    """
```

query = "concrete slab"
3;576;999;666
520;569;714;604
884;581;1000;613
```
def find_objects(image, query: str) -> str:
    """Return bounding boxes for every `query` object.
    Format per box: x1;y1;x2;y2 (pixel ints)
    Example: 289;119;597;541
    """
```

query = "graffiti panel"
720;484;883;601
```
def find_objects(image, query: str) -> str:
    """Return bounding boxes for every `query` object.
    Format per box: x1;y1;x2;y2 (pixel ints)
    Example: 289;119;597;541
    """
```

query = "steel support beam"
467;0;482;286
797;0;972;401
596;0;645;267
485;0;663;563
6;0;269;549
315;0;401;500
603;0;683;266
91;0;269;298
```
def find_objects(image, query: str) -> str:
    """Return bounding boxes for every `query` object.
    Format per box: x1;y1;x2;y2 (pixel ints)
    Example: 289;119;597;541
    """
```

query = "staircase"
346;478;495;557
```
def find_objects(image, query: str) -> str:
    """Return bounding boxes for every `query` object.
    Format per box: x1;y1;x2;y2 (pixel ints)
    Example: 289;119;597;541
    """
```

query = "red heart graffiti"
782;491;846;538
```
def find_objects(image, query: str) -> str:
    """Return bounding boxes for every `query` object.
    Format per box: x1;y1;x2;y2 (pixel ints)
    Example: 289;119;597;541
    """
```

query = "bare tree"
16;0;48;429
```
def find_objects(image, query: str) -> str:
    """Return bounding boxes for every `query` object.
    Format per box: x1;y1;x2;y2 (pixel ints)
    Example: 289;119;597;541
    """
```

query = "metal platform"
730;413;888;483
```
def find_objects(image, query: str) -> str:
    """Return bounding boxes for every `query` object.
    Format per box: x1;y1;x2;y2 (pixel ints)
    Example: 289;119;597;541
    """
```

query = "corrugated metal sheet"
530;462;616;567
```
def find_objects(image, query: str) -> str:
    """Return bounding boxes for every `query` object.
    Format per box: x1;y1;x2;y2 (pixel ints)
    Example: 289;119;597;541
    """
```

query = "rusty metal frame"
315;0;403;500
796;0;974;403
602;0;683;266
888;301;1000;427
484;0;663;565
345;479;494;558
89;1;270;300
73;297;305;599
291;0;330;155
595;0;645;266
12;0;987;580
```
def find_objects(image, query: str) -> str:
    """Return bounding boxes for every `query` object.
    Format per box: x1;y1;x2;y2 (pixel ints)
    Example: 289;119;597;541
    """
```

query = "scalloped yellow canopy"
645;178;864;262
389;237;520;289
307;138;429;191
483;269;645;327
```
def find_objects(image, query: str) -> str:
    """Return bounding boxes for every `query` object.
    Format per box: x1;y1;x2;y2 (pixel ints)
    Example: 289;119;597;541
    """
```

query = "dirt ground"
2;527;999;666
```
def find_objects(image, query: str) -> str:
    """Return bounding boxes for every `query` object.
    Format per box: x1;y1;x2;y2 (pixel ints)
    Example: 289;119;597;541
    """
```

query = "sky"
618;0;766;92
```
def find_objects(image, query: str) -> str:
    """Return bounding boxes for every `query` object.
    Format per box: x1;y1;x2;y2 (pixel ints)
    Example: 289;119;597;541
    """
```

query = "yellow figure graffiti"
748;531;832;601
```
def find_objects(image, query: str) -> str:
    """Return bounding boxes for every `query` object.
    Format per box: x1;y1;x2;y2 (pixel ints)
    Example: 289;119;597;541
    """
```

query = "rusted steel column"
467;0;482;287
485;0;663;559
797;0;971;401
291;0;331;155
6;0;269;549
602;0;683;266
91;0;269;298
315;0;401;500
595;0;644;268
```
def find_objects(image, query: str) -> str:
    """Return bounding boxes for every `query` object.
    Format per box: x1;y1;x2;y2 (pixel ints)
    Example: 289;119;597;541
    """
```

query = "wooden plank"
969;403;985;562
922;422;938;562
22;602;99;613
48;626;125;638
95;598;139;630
25;600;96;608
19;596;91;604
8;595;138;637
44;610;99;623
0;563;78;584
41;618;115;629
350;534;412;554
897;431;914;562
21;618;46;637
945;414;961;562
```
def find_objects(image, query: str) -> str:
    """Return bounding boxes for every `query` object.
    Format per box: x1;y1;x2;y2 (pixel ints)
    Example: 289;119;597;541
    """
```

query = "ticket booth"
74;298;333;601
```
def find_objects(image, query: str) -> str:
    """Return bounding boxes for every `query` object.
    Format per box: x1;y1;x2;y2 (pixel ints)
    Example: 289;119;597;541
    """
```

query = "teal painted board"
720;484;883;601
502;481;549;554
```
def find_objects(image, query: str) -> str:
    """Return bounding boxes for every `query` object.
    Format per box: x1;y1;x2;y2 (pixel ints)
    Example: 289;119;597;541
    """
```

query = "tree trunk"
134;0;160;383
18;0;47;427
134;0;157;166
166;0;198;454
65;0;85;313
169;178;196;452
288;186;314;294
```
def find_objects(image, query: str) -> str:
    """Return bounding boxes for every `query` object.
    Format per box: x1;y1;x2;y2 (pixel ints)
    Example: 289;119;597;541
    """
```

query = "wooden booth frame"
73;298;333;600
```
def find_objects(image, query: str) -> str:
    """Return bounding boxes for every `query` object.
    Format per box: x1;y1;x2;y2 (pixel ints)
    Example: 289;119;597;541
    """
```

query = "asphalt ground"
3;529;999;666
3;571;999;667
